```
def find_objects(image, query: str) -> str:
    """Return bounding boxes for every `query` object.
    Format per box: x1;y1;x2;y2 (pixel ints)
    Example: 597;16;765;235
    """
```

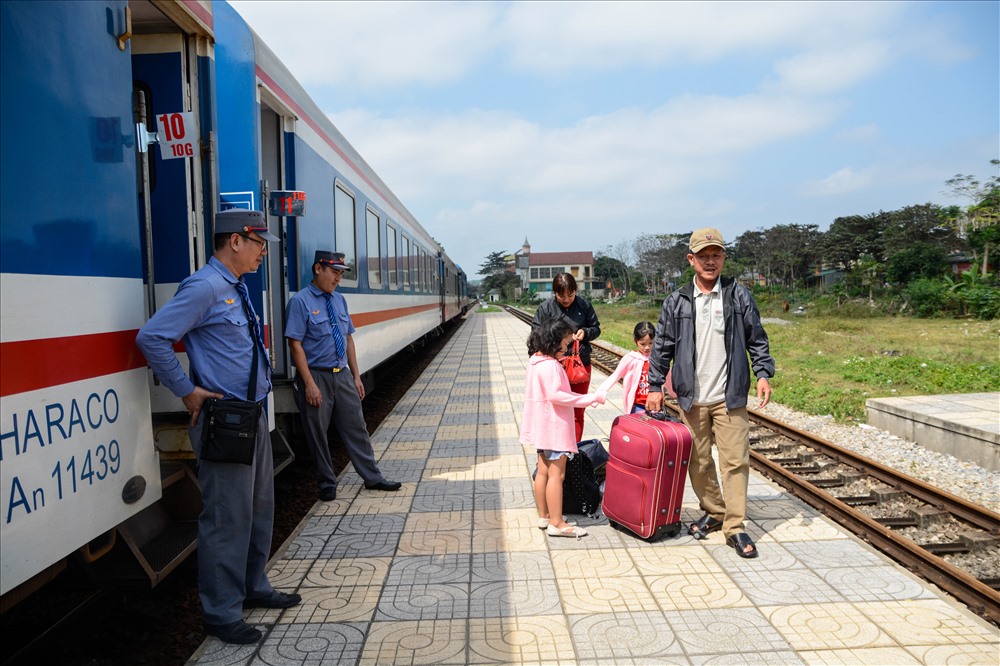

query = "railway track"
502;304;1000;625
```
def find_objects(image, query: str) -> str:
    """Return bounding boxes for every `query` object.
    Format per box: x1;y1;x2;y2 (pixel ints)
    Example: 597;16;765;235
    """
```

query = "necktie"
235;280;271;369
324;293;347;360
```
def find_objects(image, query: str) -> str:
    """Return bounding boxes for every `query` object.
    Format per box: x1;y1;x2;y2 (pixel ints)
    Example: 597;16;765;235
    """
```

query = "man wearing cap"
645;228;774;559
284;251;401;502
136;209;300;645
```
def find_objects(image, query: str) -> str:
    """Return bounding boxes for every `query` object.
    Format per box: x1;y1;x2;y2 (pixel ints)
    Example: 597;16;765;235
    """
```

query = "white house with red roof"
517;238;601;297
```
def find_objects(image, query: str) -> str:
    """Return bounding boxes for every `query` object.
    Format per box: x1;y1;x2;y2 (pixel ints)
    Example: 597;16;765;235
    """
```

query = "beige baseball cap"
689;228;725;253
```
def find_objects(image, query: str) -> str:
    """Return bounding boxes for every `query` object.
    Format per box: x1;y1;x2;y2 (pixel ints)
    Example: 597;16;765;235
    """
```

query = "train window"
387;223;398;288
334;183;358;282
415;247;422;292
413;250;427;291
366;207;382;288
421;249;428;291
402;236;410;288
422;248;428;292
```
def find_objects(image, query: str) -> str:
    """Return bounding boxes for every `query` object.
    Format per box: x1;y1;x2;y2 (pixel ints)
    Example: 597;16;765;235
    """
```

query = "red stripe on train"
0;330;149;398
0;304;440;397
351;303;440;327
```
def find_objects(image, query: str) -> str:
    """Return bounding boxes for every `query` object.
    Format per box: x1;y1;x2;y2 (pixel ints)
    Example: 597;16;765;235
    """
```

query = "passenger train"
0;0;469;608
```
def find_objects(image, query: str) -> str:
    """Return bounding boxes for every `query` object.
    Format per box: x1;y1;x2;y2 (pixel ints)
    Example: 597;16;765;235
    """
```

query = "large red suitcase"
603;412;693;541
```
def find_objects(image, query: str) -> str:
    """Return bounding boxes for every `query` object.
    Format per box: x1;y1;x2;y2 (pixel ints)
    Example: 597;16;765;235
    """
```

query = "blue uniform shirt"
284;282;355;369
136;257;272;402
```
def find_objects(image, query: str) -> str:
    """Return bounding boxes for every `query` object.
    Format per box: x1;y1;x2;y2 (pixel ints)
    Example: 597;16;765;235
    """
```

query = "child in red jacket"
598;321;657;414
520;318;605;538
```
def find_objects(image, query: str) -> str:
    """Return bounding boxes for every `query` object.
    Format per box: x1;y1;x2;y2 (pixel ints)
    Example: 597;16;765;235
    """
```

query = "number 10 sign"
156;112;197;159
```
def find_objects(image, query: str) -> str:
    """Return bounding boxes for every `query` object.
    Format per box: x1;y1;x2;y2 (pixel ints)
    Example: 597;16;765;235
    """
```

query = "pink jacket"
598;351;675;413
520;354;605;452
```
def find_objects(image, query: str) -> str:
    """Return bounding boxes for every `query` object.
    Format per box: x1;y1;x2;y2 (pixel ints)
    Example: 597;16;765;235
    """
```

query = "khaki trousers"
678;401;750;538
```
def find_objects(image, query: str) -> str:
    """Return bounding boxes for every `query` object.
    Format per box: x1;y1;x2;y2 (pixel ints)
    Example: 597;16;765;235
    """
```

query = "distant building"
738;271;768;288
948;254;995;275
527;250;600;297
806;268;845;290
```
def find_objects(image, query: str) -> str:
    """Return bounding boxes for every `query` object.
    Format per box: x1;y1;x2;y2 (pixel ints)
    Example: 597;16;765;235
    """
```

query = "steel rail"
749;449;1000;624
746;409;1000;533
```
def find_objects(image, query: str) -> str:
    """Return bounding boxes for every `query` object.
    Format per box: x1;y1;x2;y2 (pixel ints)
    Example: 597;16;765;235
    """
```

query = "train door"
259;103;290;379
131;28;207;413
117;8;211;585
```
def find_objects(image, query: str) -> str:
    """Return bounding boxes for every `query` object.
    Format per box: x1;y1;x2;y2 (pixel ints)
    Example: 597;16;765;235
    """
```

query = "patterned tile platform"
187;312;999;665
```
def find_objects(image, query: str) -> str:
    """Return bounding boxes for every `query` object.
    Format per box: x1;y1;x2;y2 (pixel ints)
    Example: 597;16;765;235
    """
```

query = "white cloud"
498;1;905;72
333;92;840;206
801;167;877;197
230;1;500;88
332;91;846;272
232;1;913;86
770;43;892;95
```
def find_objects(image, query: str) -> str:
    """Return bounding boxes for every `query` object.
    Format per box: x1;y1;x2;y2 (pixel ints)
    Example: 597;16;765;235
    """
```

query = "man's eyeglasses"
240;234;266;251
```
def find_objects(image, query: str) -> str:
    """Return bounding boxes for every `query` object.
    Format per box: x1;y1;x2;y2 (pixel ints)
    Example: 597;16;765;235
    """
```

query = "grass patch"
589;303;999;422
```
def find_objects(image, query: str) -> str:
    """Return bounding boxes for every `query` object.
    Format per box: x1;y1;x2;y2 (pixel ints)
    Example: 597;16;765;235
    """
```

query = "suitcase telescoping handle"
644;410;682;424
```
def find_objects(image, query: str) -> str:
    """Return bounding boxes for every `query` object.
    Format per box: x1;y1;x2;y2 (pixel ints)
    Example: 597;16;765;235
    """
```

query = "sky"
228;0;999;278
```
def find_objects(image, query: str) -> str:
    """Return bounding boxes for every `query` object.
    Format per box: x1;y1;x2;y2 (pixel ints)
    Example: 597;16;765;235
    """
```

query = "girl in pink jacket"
521;319;606;538
598;321;662;414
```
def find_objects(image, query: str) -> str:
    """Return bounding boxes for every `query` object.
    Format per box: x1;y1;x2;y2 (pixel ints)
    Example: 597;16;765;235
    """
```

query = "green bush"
963;284;1000;320
902;278;958;317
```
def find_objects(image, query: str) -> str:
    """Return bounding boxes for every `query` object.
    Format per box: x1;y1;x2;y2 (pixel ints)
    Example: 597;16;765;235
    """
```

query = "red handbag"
561;339;590;384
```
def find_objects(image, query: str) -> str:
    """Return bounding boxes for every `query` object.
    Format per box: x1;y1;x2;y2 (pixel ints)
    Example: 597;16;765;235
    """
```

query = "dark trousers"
294;370;386;491
189;409;275;624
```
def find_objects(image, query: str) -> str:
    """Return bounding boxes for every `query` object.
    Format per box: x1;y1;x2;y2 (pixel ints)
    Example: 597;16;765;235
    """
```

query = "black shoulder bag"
200;295;262;466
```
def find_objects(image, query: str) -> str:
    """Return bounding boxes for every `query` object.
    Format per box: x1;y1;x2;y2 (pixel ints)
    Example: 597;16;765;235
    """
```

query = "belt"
309;366;344;373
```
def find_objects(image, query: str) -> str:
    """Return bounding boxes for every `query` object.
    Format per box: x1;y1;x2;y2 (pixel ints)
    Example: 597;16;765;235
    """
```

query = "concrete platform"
867;393;1000;472
187;312;999;665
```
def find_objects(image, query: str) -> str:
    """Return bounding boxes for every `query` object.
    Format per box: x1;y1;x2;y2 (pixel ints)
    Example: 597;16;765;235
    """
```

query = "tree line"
595;161;999;319
476;162;998;319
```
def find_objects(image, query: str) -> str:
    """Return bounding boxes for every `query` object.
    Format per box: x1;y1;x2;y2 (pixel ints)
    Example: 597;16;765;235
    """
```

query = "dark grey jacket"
648;277;774;412
530;296;601;367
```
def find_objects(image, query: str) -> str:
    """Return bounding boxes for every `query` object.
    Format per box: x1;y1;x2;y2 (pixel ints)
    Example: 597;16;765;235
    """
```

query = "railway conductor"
136;209;300;645
285;250;401;502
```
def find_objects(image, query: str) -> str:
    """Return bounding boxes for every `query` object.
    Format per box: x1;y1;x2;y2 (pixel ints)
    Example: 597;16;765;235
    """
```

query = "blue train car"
0;0;174;602
1;0;467;608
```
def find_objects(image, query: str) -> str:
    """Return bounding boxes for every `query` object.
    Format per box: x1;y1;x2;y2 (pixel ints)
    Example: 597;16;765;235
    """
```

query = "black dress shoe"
319;487;337;501
365;480;402;491
204;620;262;644
243;590;302;609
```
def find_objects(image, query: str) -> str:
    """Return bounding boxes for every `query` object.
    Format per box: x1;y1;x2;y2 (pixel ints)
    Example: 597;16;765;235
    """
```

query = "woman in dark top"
530;273;601;441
